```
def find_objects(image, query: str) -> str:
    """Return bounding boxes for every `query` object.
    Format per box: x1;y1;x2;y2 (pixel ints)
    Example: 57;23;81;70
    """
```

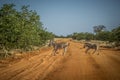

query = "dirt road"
0;39;120;80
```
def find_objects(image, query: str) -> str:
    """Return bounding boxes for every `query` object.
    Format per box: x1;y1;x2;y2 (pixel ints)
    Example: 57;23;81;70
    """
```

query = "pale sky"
0;0;120;36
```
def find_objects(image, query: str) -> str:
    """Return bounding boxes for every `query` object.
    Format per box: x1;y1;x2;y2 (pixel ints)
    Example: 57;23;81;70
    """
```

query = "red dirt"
0;39;120;80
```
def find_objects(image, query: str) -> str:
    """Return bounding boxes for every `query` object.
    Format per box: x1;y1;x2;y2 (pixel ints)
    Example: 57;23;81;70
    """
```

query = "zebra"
48;40;70;56
83;42;99;55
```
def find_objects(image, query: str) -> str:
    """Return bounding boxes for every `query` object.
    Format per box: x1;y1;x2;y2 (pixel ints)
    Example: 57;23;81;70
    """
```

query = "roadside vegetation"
0;4;54;58
67;25;120;45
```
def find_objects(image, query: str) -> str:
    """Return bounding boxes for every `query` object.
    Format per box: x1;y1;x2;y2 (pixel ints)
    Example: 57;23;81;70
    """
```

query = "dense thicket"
0;4;54;51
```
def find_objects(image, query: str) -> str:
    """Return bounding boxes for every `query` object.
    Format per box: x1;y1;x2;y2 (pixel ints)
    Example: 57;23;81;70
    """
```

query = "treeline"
0;4;54;51
67;25;120;44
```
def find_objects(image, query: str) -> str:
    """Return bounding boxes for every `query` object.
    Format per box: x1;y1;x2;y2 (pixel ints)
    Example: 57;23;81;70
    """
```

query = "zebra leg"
54;49;57;56
62;48;65;56
63;47;67;56
85;48;90;54
52;49;57;56
97;49;99;55
97;45;99;55
51;49;54;55
92;49;96;54
93;49;99;55
95;47;99;55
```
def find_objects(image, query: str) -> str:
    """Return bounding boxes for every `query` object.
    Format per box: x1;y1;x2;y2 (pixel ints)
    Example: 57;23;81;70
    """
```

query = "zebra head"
48;40;55;47
83;43;89;48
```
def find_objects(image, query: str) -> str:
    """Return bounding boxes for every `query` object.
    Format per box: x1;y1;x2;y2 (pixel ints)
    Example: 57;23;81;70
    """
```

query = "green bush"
70;32;94;40
95;31;111;41
0;4;54;52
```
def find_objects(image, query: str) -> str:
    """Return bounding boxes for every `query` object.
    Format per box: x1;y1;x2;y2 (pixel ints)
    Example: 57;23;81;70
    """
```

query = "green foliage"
93;25;106;33
0;4;54;52
70;32;94;40
38;30;54;45
111;26;120;43
55;35;64;38
94;26;120;43
95;31;111;41
68;25;120;43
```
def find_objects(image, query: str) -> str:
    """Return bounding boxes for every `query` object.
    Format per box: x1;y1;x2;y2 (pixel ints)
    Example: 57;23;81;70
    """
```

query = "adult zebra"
83;42;99;55
48;40;70;56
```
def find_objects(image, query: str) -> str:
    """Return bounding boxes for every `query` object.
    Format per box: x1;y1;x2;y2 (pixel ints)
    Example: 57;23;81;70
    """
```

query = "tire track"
88;55;108;80
11;56;56;80
92;51;120;80
9;50;67;80
9;53;55;80
0;50;52;80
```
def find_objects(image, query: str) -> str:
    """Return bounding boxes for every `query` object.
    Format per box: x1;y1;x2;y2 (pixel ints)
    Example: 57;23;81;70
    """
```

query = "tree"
95;31;111;41
111;26;120;45
0;4;54;53
72;32;78;39
0;4;19;50
93;25;106;34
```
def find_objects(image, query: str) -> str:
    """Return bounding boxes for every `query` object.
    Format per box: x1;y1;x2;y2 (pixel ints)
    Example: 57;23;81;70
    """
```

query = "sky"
0;0;120;36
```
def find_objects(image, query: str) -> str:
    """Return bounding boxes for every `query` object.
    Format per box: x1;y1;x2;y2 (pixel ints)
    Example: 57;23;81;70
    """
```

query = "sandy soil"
0;39;120;80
